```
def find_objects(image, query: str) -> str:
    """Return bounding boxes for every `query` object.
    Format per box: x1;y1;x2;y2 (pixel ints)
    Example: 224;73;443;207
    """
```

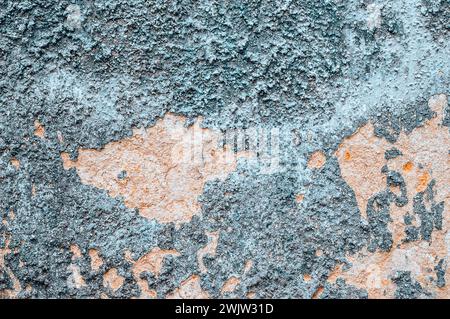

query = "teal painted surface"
0;0;448;298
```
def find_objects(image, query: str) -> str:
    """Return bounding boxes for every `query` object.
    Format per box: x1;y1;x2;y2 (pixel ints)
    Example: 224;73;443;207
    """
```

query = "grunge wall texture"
0;0;449;299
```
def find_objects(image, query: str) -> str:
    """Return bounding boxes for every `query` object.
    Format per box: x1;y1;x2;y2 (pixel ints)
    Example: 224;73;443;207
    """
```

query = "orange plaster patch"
307;150;326;169
70;244;82;260
333;94;450;298
10;158;20;169
34;120;45;139
197;231;219;274
295;194;305;203
61;114;253;226
129;248;179;299
0;235;21;298
67;264;86;289
88;249;103;272
166;275;210;299
103;268;124;292
221;276;240;294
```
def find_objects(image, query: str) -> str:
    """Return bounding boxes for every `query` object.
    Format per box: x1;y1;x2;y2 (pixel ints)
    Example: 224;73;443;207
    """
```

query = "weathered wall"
0;0;449;299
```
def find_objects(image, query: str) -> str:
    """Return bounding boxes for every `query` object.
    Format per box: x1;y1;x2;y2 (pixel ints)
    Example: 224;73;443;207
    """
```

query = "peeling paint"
67;264;86;290
1;0;449;300
103;268;124;293
166;275;209;299
0;236;21;298
34;120;45;139
61;114;253;226
131;248;179;299
197;231;219;274
332;94;449;298
221;276;240;294
88;249;103;272
307;151;327;170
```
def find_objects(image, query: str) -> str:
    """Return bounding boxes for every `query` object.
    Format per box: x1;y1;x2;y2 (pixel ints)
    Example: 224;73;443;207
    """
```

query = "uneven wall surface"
0;0;449;299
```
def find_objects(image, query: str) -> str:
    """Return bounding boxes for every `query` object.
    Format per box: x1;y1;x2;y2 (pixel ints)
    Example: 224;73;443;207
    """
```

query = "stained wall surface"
0;0;449;299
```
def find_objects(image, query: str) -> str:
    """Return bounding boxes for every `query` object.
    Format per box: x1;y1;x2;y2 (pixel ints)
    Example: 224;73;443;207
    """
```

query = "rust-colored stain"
327;236;449;298
307;150;326;169
10;158;20;170
221;276;240;294
333;94;450;298
197;231;219;274
61;113;253;226
344;150;352;161
88;249;103;272
166;275;210;299
103;268;124;292
34;120;45;139
416;171;431;193
402;161;413;173
312;286;324;299
129;247;179;299
336;94;449;220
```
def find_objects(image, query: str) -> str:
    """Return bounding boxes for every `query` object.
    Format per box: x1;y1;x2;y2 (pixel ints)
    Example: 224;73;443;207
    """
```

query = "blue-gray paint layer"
0;0;449;298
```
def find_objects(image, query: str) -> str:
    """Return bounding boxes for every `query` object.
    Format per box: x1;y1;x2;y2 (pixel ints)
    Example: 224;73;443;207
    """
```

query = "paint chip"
67;264;86;289
295;194;305;203
70;244;82;260
88;249;103;272
312;286;324;299
221;276;240;294
166;275;209;299
307;150;326;169
10;158;20;169
34;120;45;139
247;291;256;299
61;113;253;226
197;232;219;274
244;260;253;274
131;248;179;299
103;268;124;292
333;94;450;298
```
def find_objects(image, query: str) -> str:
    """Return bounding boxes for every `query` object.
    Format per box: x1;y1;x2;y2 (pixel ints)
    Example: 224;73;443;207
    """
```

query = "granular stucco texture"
0;0;449;299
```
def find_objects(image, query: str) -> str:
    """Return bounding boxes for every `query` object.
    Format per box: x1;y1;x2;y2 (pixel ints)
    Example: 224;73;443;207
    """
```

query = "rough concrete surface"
0;0;449;299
